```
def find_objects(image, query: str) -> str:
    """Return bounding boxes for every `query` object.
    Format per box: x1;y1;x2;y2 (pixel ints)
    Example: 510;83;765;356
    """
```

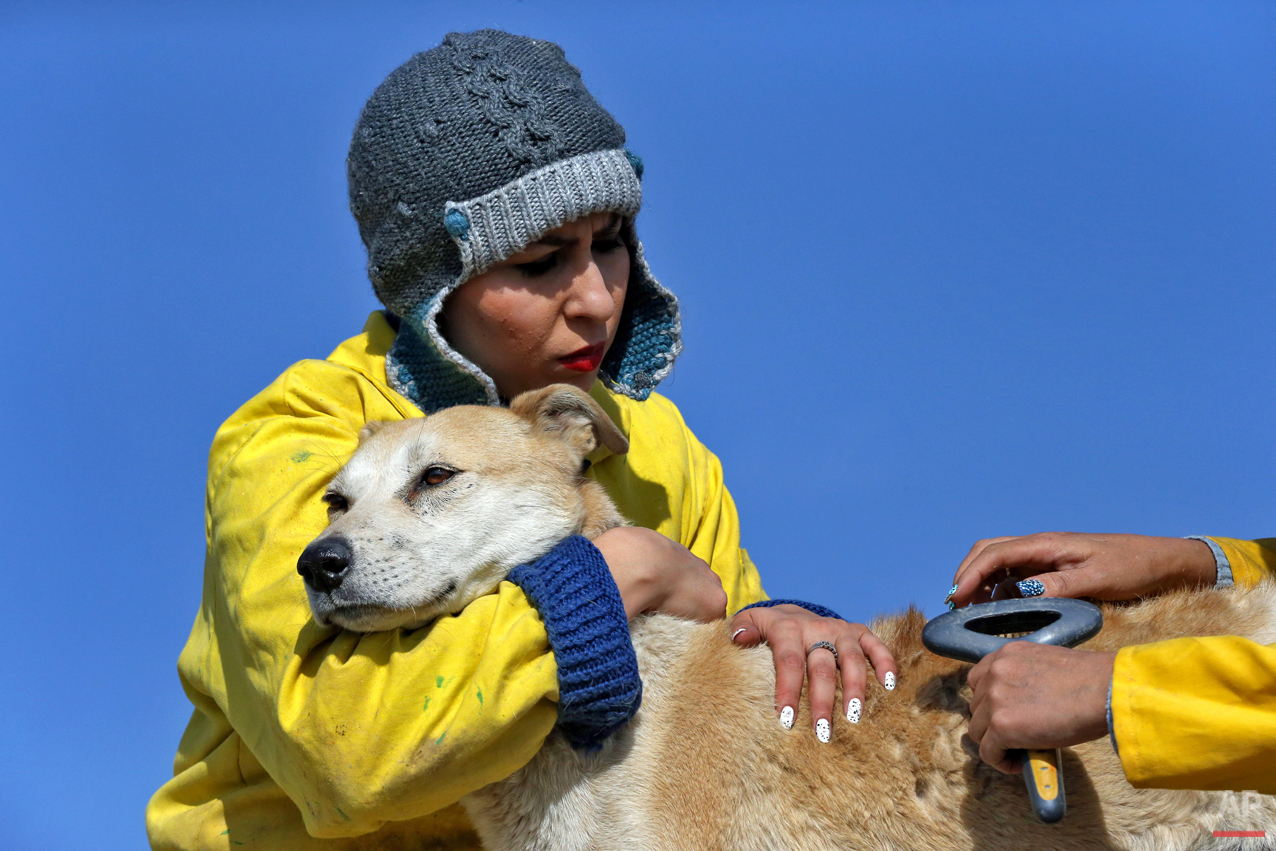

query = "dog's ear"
357;421;388;445
510;385;629;459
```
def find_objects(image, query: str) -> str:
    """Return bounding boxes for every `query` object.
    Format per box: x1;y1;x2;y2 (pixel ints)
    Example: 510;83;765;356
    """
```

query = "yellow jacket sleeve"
1112;634;1276;793
1109;537;1276;793
189;363;561;837
1211;537;1276;589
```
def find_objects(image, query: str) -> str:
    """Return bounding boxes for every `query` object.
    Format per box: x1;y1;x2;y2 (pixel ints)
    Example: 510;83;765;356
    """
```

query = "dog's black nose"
297;538;352;593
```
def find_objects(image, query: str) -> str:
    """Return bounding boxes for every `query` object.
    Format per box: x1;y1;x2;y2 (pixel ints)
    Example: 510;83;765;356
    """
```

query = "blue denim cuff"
507;535;641;750
1185;536;1232;589
1106;677;1119;757
736;598;843;621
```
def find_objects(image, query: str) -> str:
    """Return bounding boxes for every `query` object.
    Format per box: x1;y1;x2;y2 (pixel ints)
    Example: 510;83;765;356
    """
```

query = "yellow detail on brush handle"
1027;750;1060;801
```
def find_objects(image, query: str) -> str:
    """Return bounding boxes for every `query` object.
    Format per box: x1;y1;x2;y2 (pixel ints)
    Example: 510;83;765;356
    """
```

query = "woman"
948;531;1276;794
146;30;896;850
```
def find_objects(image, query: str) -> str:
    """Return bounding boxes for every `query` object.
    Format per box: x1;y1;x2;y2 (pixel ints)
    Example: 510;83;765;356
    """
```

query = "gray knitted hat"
347;29;681;413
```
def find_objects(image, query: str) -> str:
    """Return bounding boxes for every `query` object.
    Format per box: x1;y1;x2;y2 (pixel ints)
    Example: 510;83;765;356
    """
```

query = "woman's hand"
729;605;897;742
966;642;1115;773
593;526;728;623
949;532;1217;608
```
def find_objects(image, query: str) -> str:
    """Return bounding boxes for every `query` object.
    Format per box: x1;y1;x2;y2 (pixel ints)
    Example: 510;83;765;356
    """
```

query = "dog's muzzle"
297;537;353;594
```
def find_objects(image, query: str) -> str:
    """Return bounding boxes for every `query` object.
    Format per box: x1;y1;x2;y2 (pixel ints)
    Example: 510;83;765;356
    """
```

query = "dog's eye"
422;467;455;486
322;492;349;513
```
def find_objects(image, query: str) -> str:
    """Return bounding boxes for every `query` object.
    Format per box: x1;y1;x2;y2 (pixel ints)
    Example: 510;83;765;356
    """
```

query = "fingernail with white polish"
731;627;747;642
885;672;896;691
816;718;831;743
847;698;862;724
780;705;795;730
1017;578;1045;598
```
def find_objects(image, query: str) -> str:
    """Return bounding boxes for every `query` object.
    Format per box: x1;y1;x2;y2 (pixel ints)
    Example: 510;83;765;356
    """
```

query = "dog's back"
671;583;1276;850
467;583;1276;851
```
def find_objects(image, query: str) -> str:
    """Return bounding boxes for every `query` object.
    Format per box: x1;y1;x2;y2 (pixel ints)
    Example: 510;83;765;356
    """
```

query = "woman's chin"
559;371;597;392
495;368;598;399
539;369;597;393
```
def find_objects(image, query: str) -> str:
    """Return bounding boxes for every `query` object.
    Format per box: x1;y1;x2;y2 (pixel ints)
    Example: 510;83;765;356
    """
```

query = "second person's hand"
967;641;1115;774
948;532;1218;608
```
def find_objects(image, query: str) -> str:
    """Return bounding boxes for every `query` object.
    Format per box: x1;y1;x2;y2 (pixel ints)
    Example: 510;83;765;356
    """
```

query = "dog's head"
297;384;628;632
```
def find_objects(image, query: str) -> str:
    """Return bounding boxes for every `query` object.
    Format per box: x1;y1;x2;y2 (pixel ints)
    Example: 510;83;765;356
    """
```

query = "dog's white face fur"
298;385;627;632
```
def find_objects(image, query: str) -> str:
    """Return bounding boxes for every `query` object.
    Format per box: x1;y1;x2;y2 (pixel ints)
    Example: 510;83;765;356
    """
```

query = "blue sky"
2;2;1274;847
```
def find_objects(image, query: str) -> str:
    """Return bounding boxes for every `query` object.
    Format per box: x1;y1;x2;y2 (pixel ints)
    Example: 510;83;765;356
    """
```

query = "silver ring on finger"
807;640;838;663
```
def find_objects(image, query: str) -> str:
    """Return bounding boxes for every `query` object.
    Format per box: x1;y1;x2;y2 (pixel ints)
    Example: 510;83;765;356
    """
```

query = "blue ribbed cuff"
1106;678;1119;757
507;535;641;750
1185;536;1232;588
736;598;843;621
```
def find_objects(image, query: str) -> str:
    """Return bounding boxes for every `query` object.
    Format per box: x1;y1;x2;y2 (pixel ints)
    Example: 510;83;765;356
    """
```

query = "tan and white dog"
298;384;1276;851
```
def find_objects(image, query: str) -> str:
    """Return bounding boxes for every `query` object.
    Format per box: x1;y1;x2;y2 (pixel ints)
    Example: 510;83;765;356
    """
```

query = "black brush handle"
921;598;1102;824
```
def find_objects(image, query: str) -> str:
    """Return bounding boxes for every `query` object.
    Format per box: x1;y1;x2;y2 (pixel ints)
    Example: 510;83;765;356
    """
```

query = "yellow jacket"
146;313;768;850
1112;537;1276;792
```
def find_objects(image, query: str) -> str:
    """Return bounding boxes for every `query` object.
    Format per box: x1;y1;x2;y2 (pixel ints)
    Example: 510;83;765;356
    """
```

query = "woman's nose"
564;260;618;322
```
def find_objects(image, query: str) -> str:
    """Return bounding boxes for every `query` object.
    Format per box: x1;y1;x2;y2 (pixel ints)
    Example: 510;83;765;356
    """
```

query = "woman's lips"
558;342;605;372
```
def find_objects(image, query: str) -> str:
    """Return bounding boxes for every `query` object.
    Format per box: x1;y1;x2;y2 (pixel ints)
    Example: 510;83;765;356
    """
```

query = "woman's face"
441;211;630;399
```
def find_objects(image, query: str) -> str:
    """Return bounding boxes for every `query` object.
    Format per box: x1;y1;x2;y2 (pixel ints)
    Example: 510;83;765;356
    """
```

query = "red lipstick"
559;342;605;372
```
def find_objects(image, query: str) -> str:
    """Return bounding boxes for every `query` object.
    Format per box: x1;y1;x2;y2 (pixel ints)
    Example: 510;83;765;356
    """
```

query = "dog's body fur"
299;386;1276;850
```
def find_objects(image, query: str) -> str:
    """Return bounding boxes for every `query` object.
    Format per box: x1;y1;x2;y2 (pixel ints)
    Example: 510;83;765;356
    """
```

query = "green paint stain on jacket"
336;807;352;822
436;675;445;688
290;450;313;463
422;697;430;712
436;731;446;745
476;688;483;706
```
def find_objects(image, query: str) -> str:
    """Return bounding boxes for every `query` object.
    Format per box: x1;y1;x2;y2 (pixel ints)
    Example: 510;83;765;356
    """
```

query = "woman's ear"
509;384;629;459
